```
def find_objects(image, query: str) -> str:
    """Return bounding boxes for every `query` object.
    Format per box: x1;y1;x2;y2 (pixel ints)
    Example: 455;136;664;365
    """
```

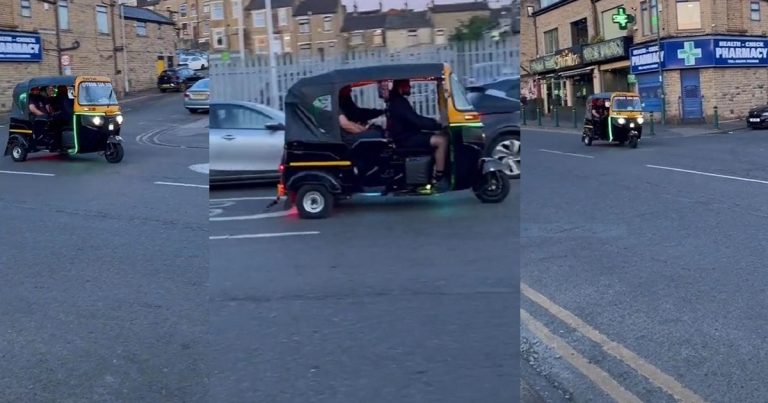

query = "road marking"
647;164;768;185
210;231;319;240
189;163;209;174
210;197;276;202
210;208;295;221
0;170;55;177
521;309;643;403
521;284;705;402
539;149;595;159
154;181;209;188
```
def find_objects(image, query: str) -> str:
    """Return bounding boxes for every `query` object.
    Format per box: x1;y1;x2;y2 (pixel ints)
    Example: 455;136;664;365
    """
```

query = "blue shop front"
630;36;768;122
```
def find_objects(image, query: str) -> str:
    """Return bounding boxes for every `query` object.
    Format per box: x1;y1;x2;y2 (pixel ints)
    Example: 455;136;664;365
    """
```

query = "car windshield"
191;79;209;90
612;96;643;111
78;81;117;106
450;73;473;112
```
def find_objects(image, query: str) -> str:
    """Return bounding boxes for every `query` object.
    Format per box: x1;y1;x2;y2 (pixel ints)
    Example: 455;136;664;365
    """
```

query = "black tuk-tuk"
582;92;644;148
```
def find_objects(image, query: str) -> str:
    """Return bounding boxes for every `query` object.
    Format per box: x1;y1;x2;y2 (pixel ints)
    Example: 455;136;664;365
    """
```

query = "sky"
341;0;513;12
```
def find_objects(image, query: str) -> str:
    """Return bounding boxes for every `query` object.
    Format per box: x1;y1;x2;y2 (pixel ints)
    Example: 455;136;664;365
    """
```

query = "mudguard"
285;171;343;194
479;157;507;175
107;135;123;144
4;135;28;156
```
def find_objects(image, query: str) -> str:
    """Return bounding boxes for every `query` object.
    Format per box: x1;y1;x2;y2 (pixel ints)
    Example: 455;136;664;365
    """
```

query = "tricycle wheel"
474;170;510;204
105;142;124;163
628;137;639;149
582;135;593;146
296;185;333;219
10;141;28;162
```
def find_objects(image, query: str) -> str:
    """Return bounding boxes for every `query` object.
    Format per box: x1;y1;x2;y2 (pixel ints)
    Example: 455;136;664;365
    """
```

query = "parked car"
209;101;286;184
179;55;208;70
157;67;205;92
466;84;520;179
465;62;516;86
184;78;210;114
747;104;768;129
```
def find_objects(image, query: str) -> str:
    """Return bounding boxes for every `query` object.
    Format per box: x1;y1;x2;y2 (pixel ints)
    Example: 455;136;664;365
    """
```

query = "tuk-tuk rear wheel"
296;185;333;219
10;142;27;162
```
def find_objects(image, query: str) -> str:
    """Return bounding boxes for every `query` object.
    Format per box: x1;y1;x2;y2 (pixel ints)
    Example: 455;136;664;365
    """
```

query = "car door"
209;104;283;174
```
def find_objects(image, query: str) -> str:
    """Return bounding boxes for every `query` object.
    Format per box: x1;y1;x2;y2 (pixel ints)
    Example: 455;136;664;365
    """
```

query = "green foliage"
449;16;496;42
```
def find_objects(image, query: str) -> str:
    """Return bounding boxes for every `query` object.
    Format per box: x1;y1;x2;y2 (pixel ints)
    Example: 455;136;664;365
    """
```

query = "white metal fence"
209;37;519;115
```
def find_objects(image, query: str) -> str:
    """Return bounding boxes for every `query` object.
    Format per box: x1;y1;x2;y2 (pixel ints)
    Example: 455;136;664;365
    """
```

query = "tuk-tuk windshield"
450;72;473;112
78;81;117;106
611;96;642;111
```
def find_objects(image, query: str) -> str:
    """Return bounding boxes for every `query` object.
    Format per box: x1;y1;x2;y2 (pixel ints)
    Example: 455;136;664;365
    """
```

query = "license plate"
749;118;760;122
108;124;114;131
190;94;208;100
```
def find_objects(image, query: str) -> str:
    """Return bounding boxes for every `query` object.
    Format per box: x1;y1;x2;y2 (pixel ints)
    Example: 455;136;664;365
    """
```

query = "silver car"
209;101;286;184
184;78;210;114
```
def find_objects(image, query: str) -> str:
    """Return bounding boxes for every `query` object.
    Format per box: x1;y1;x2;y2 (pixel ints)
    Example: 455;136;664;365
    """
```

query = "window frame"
180;3;188;18
750;0;761;21
252;10;266;27
278;8;288;26
675;0;702;31
96;5;110;34
543;28;558;54
136;21;147;37
322;15;333;32
20;0;31;18
58;0;70;30
298;17;310;33
211;1;224;20
212;28;226;48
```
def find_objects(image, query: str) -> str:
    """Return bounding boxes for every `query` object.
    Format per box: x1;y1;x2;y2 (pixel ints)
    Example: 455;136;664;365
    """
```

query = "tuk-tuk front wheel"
628;137;639;149
105;143;124;163
10;142;28;162
582;135;593;146
296;185;333;219
474;171;510;204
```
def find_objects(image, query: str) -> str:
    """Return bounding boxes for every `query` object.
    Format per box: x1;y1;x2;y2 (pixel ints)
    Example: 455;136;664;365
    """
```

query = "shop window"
600;7;625;40
676;0;701;30
750;1;761;21
543;28;558;54
570;18;588;45
640;0;658;36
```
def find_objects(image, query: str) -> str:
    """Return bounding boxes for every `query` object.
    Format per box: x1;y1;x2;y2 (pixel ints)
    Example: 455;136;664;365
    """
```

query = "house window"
203;2;210;13
373;29;383;46
750;1;761;21
299;43;311;61
434;28;446;45
136;21;147;36
211;1;224;20
640;0;658;35
676;0;701;30
181;22;189;36
203;20;210;35
180;3;187;18
157;24;163;38
253;11;265;27
350;31;363;45
407;29;418;46
96;5;109;34
20;0;31;17
278;8;288;26
212;28;226;48
283;34;291;52
298;18;309;33
191;3;197;16
254;35;268;53
571;17;589;44
323;15;333;32
58;0;69;30
543;28;558;54
231;0;241;19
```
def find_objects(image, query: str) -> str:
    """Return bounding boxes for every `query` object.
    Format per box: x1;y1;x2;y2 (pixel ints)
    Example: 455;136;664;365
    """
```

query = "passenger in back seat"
338;85;386;146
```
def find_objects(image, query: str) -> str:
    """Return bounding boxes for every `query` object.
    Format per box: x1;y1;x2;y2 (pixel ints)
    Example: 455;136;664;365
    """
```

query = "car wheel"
487;133;520;179
296;185;333;219
187;108;197;114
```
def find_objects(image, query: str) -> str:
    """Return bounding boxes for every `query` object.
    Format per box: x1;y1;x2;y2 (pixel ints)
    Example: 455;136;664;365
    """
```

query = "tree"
449;16;497;42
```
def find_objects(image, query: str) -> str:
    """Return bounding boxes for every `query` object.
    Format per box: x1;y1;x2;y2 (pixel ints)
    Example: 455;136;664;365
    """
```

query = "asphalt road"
0;93;209;401
209;181;520;402
521;127;768;402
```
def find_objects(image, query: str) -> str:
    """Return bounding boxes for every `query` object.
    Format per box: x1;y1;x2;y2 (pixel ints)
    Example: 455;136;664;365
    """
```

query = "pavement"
209;180;520;402
520;126;768;402
0;91;209;401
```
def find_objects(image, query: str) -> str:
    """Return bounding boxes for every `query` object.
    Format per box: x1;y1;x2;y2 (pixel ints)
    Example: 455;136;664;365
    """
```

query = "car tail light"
184;92;190;98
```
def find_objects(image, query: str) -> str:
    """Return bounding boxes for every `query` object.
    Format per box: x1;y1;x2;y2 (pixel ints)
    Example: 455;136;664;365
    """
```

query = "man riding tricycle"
4;76;125;163
276;62;511;219
582;92;644;148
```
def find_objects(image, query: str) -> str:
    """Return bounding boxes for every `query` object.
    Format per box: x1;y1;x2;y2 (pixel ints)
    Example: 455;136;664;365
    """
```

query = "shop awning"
558;67;595;78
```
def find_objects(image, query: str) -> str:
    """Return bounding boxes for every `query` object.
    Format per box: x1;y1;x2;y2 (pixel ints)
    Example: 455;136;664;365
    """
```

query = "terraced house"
522;0;768;123
0;0;176;111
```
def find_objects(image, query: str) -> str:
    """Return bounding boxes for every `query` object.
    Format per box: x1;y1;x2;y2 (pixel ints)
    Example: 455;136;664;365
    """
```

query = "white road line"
189;163;209;174
0;170;55;177
539;149;595;159
210;209;295;221
521;310;643;403
647;164;768;185
154;181;209;188
521;284;705;402
210;231;320;240
209;197;277;202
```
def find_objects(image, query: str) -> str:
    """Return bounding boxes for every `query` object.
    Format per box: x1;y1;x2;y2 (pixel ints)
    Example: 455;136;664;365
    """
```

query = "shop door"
680;69;703;122
636;73;662;113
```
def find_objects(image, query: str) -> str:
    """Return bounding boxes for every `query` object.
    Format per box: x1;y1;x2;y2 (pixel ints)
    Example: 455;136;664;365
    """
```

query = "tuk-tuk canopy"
284;63;447;144
10;76;78;118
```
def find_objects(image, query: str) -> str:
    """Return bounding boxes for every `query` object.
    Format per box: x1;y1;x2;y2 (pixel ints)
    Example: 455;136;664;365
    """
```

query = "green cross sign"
677;41;702;66
612;6;635;30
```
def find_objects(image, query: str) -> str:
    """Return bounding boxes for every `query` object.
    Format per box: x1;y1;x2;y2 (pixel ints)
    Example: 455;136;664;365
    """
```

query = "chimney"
353;0;358;14
379;0;383;11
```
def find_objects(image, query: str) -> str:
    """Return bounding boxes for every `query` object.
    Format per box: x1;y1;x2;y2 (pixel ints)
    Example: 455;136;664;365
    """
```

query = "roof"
121;5;174;25
294;0;340;16
22;76;77;88
429;1;490;13
341;12;387;32
245;0;295;11
384;10;432;30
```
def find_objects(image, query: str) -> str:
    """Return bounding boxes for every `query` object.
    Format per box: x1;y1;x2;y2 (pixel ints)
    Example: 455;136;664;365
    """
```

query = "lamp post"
655;0;665;125
119;0;129;93
265;0;279;109
236;0;245;69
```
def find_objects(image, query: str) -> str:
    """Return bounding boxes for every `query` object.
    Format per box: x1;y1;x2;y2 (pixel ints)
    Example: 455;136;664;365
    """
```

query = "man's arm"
29;102;46;117
339;114;366;134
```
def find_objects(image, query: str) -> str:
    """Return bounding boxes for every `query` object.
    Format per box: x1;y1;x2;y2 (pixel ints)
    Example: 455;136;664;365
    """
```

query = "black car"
466;84;520;179
157;67;205;93
746;104;768;129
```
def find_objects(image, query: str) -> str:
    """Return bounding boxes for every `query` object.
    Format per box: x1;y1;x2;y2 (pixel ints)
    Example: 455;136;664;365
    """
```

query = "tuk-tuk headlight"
115;114;124;125
617;118;626;125
91;116;104;126
637;117;645;124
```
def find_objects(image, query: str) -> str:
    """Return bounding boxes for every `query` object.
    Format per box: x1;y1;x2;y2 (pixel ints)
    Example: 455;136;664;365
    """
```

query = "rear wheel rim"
12;145;22;159
303;191;325;214
492;138;520;177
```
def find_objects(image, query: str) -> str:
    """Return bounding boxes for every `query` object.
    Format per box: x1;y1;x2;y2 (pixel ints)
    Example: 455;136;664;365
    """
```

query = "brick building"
522;0;768;123
0;0;176;112
340;7;386;49
428;1;492;43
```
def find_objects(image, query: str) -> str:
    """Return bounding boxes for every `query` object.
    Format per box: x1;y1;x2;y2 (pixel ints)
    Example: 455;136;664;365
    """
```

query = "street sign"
612;7;635;30
61;54;71;66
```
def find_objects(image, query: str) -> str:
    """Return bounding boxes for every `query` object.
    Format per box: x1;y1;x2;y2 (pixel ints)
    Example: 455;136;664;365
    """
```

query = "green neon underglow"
70;112;107;155
608;117;614;142
450;122;484;127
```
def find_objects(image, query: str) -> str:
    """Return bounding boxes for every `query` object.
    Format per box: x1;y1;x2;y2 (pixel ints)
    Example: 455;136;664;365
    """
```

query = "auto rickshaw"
4;76;125;163
582;92;644;148
274;62;511;219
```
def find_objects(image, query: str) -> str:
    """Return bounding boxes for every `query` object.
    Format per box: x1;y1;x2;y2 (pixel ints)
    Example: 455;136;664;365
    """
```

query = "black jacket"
386;92;442;143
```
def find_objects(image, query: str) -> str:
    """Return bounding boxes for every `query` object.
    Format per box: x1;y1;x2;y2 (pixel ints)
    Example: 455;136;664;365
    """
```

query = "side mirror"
265;122;285;131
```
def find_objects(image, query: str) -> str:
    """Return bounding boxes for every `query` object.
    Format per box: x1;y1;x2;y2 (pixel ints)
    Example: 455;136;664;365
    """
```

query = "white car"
179;55;208;71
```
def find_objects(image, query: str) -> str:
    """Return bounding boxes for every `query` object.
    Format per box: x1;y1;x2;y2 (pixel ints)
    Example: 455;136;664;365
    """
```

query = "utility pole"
103;0;122;96
265;0;279;109
120;1;129;93
38;0;63;74
236;0;245;69
655;0;666;125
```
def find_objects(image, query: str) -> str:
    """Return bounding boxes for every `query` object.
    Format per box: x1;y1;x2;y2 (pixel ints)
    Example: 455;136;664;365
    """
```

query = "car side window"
212;105;271;130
